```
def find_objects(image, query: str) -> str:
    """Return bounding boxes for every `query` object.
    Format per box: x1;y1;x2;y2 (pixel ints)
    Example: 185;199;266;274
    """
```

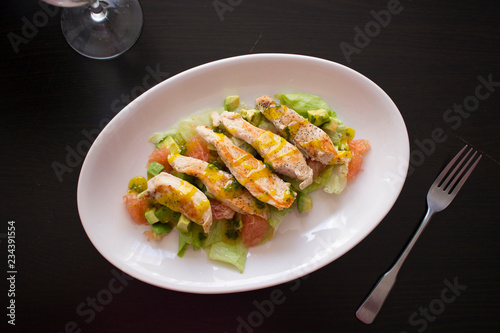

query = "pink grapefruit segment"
347;139;371;181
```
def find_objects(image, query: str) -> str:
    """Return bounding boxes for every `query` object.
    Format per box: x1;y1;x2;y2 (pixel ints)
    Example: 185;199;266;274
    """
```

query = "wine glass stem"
89;0;107;21
90;0;102;14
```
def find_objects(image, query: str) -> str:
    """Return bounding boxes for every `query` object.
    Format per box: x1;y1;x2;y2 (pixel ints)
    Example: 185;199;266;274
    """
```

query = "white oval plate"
77;54;409;294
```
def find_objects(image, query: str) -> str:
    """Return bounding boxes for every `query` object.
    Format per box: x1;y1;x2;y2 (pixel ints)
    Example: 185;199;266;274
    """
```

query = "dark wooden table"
2;1;499;332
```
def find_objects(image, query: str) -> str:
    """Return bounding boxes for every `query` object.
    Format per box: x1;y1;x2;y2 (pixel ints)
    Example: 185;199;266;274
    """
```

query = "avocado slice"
151;222;173;236
176;214;191;233
224;95;240;111
145;208;160;224
297;192;313;214
321;118;338;133
240;108;263;126
147;161;164;179
155;205;181;223
307;109;330;126
157;136;182;154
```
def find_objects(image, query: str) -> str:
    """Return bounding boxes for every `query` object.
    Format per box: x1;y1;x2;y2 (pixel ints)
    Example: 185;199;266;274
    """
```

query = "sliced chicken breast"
212;111;313;190
143;172;212;233
168;154;270;220
196;126;295;210
255;95;350;165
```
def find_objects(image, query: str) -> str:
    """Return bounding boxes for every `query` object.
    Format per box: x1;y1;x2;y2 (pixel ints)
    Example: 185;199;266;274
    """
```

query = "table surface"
2;1;499;332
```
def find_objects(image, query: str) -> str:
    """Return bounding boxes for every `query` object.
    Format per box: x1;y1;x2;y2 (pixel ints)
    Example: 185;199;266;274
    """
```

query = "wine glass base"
61;0;143;60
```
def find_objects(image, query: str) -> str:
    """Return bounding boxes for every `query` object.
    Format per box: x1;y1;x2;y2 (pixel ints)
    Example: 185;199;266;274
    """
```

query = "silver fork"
356;145;482;324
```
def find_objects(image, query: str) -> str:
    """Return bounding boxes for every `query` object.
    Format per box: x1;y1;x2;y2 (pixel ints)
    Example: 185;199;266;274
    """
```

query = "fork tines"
435;145;482;194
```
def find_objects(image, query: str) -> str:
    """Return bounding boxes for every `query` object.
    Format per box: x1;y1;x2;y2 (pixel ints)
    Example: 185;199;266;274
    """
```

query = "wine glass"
42;0;143;59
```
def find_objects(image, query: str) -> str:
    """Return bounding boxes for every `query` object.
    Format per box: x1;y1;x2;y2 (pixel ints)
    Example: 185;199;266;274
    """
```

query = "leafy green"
204;220;225;246
148;129;179;145
151;222;173;237
177;223;206;257
275;93;335;117
206;239;248;273
267;205;292;230
300;166;334;194
148;108;216;146
199;220;248;272
324;164;348;195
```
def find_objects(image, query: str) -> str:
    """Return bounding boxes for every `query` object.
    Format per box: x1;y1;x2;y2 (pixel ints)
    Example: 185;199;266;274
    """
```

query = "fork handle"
356;208;435;324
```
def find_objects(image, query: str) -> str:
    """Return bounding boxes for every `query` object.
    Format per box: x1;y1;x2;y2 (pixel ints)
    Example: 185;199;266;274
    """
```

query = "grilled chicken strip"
212;111;313;190
196;126;295;210
143;172;212;233
255;95;350;165
168;154;270;219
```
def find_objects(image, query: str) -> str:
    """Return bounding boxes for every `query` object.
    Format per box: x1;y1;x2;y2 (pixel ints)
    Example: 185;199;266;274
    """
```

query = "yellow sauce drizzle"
238;164;273;186
201;165;225;183
263;105;283;120
215;132;225;141
253;132;291;162
167;153;179;164
202;165;246;199
265;137;287;159
275;149;296;160
301;138;323;151
253;132;278;151
283;187;295;203
247;166;272;182
219;179;245;199
156;180;209;222
195;198;211;218
256;192;271;203
233;153;251;167
345;127;355;141
256;186;293;205
284;121;301;139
